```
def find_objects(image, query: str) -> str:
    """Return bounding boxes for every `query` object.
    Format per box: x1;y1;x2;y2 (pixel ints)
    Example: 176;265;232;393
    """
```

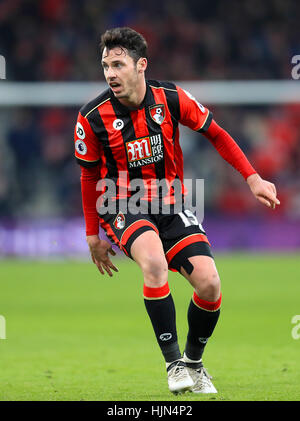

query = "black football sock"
185;292;222;362
143;282;181;363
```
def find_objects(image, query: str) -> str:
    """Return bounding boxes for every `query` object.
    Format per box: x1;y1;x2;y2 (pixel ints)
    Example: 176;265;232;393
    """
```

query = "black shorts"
99;202;213;274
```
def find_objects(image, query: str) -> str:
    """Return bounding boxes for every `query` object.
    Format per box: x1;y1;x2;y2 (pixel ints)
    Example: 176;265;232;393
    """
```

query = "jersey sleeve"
177;86;212;132
74;112;101;167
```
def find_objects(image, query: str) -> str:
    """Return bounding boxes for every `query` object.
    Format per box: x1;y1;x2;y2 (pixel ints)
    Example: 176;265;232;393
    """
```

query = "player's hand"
247;173;280;209
86;235;118;277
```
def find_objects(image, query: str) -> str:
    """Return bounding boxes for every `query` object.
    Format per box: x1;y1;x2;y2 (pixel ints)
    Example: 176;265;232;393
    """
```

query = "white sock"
166;358;183;369
182;352;202;364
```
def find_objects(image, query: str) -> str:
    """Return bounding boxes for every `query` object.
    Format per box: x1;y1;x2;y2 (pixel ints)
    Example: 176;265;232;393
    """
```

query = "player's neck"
118;79;147;110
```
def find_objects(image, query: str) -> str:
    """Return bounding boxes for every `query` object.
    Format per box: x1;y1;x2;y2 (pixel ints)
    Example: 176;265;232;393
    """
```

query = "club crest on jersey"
149;104;165;125
114;212;125;230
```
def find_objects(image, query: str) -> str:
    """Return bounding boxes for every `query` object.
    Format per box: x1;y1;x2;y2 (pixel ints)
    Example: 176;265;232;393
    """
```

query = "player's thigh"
131;230;168;286
99;206;168;286
99;204;158;258
162;209;213;273
160;209;220;299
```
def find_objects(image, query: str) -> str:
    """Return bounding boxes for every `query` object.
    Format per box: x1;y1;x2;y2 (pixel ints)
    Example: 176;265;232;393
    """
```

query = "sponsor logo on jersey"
113;212;125;229
113;118;124;130
149;104;165;125
125;134;163;168
76;122;86;139
75;139;87;155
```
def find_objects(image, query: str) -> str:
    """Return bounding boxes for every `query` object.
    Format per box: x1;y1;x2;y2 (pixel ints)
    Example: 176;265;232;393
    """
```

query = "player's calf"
185;291;222;362
143;281;181;363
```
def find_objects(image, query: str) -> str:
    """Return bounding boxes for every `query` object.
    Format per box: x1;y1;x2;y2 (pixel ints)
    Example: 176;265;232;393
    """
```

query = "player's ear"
137;57;147;73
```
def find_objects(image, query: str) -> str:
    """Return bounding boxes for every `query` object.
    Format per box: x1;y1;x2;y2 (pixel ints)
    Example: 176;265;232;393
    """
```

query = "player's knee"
140;254;168;287
194;271;221;302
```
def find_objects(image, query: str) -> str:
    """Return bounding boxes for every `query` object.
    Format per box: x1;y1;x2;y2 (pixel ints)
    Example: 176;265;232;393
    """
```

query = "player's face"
102;47;145;102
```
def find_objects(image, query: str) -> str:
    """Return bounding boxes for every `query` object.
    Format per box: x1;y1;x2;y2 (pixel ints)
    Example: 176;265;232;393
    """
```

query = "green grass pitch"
0;253;299;401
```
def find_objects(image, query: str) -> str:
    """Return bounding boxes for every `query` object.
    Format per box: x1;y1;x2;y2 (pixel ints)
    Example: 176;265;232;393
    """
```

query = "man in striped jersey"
74;27;280;394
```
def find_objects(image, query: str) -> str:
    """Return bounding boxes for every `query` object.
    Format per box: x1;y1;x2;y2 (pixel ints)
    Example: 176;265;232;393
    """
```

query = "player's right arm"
74;112;118;276
86;233;118;277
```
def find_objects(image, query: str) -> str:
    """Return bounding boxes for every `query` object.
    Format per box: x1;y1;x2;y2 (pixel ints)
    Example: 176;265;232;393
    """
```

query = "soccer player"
74;27;280;394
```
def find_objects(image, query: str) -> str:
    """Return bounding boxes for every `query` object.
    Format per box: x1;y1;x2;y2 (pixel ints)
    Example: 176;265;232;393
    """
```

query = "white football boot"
166;360;194;394
183;353;217;394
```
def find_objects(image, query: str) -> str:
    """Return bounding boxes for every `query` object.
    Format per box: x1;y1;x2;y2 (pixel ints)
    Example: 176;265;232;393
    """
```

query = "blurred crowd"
0;0;299;81
0;0;299;223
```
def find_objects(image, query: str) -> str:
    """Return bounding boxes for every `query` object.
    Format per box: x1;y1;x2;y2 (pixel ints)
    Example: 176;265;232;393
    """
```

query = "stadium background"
0;0;300;256
0;0;300;402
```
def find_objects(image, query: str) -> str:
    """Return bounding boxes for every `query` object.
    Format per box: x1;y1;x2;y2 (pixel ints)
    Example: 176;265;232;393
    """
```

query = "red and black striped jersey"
74;80;212;201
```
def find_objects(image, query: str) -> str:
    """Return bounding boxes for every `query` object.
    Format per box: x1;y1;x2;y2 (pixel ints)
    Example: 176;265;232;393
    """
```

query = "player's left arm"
245;173;280;209
176;86;280;209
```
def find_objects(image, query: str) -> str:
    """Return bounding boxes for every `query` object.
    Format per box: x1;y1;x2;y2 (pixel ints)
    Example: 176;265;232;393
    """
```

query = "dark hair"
100;27;148;63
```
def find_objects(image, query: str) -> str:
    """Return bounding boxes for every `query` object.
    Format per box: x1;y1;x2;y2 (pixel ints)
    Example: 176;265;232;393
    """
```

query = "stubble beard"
115;71;140;104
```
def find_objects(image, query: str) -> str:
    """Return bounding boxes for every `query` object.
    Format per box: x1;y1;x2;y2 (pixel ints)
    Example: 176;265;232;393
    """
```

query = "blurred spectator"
7;110;41;209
